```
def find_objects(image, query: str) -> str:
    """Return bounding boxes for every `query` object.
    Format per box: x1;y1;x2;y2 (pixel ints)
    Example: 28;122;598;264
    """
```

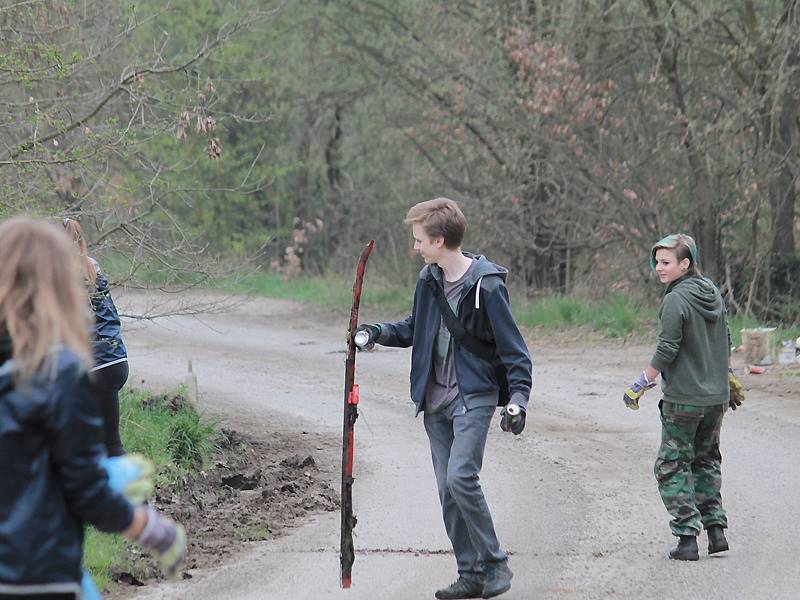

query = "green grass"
84;387;217;590
119;387;217;479
233;524;272;541
514;292;650;338
101;252;415;315
83;528;127;591
225;273;651;337
100;254;211;288
222;271;413;314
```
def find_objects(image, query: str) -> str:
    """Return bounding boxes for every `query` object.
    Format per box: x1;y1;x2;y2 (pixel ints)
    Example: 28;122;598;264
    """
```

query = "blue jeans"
424;401;506;582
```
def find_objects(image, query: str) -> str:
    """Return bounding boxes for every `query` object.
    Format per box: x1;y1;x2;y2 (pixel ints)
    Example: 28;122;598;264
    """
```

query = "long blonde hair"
0;218;91;381
62;217;98;286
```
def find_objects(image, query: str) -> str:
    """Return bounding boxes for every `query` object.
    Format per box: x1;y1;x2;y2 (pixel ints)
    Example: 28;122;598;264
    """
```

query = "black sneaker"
435;577;484;600
482;560;513;598
707;526;729;554
669;535;699;561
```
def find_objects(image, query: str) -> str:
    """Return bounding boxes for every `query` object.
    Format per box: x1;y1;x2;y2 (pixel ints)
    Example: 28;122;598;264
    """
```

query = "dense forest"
1;1;798;321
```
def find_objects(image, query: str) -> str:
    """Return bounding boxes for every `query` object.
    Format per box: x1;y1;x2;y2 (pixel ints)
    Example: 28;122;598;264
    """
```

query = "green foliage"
3;0;796;323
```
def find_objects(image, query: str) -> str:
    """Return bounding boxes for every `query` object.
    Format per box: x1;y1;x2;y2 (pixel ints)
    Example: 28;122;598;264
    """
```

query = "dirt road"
118;290;800;600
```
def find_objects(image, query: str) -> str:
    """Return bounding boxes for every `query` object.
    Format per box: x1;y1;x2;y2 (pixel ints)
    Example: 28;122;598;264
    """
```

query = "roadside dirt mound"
110;428;339;594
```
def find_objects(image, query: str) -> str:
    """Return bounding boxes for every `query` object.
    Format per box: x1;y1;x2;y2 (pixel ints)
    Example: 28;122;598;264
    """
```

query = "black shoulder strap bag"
429;277;510;406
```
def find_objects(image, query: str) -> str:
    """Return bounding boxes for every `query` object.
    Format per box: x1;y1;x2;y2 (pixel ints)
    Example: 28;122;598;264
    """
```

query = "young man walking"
356;198;532;599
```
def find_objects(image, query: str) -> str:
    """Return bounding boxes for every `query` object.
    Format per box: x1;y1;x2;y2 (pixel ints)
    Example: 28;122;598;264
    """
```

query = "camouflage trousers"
654;400;728;536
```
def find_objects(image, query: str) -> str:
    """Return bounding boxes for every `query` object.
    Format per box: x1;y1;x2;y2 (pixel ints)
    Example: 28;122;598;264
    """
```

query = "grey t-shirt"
424;261;475;413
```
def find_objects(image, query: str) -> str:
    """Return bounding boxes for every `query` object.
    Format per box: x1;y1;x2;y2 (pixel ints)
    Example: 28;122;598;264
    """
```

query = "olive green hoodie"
649;275;730;406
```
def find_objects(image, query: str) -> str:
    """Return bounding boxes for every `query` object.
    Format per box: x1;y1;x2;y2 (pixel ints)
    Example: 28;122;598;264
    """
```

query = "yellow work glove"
728;369;744;410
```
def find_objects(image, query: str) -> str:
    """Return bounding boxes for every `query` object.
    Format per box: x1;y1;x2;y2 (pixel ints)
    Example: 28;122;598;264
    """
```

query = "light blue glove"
81;570;102;600
100;454;154;504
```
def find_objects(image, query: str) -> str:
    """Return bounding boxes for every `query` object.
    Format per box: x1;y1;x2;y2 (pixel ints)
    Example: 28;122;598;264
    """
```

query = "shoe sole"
482;582;511;599
435;592;482;600
708;544;729;554
669;554;699;561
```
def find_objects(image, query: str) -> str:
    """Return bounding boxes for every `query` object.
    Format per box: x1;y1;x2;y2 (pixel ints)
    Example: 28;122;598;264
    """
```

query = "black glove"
500;404;526;435
353;324;381;351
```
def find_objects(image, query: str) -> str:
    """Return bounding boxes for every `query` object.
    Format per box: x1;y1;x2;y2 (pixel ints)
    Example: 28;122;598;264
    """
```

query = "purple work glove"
136;505;187;580
623;371;657;410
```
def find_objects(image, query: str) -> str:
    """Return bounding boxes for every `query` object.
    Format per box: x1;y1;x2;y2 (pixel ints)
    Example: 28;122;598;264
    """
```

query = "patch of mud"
109;428;339;597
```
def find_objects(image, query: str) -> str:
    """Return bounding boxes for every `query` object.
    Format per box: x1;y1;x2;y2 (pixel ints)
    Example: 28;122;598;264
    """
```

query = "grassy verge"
103;253;798;341
83;387;216;591
228;274;800;342
513;292;650;338
222;272;652;337
221;271;413;315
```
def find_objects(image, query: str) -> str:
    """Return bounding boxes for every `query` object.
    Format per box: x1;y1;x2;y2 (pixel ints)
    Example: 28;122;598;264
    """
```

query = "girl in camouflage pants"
623;234;742;561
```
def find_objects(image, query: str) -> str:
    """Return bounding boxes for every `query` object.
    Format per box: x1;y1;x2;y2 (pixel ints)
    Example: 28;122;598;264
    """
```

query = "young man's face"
654;248;690;284
411;222;445;264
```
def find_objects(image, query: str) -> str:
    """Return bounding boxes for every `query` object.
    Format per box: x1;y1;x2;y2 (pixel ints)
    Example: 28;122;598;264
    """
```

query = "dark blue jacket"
89;259;127;367
0;342;133;588
377;254;532;414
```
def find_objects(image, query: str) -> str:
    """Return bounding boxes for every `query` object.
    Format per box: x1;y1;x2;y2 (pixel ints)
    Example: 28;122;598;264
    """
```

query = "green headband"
650;234;698;270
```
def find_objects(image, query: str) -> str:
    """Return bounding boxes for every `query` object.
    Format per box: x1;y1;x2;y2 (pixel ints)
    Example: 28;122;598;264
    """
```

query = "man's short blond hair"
404;197;466;249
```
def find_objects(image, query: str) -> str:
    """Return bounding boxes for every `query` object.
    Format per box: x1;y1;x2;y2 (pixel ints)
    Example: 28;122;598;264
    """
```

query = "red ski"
340;239;375;588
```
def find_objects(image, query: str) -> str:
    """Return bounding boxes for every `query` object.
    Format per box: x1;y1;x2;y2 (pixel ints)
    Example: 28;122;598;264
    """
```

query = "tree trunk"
643;0;720;279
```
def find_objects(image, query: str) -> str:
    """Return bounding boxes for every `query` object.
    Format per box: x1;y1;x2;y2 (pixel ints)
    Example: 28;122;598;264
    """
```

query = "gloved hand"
81;570;102;600
353;324;381;351
136;505;187;580
728;369;744;410
500;403;526;435
100;453;154;505
623;371;657;410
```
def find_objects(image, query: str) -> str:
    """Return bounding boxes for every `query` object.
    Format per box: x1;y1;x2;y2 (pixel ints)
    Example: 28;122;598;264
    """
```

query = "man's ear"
432;235;445;249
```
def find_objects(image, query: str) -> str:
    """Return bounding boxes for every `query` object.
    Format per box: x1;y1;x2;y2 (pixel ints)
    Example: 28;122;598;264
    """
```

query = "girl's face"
411;222;444;264
654;248;691;284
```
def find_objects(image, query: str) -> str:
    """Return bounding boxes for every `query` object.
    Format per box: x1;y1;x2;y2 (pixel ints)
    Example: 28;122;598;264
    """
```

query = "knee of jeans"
445;470;476;496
